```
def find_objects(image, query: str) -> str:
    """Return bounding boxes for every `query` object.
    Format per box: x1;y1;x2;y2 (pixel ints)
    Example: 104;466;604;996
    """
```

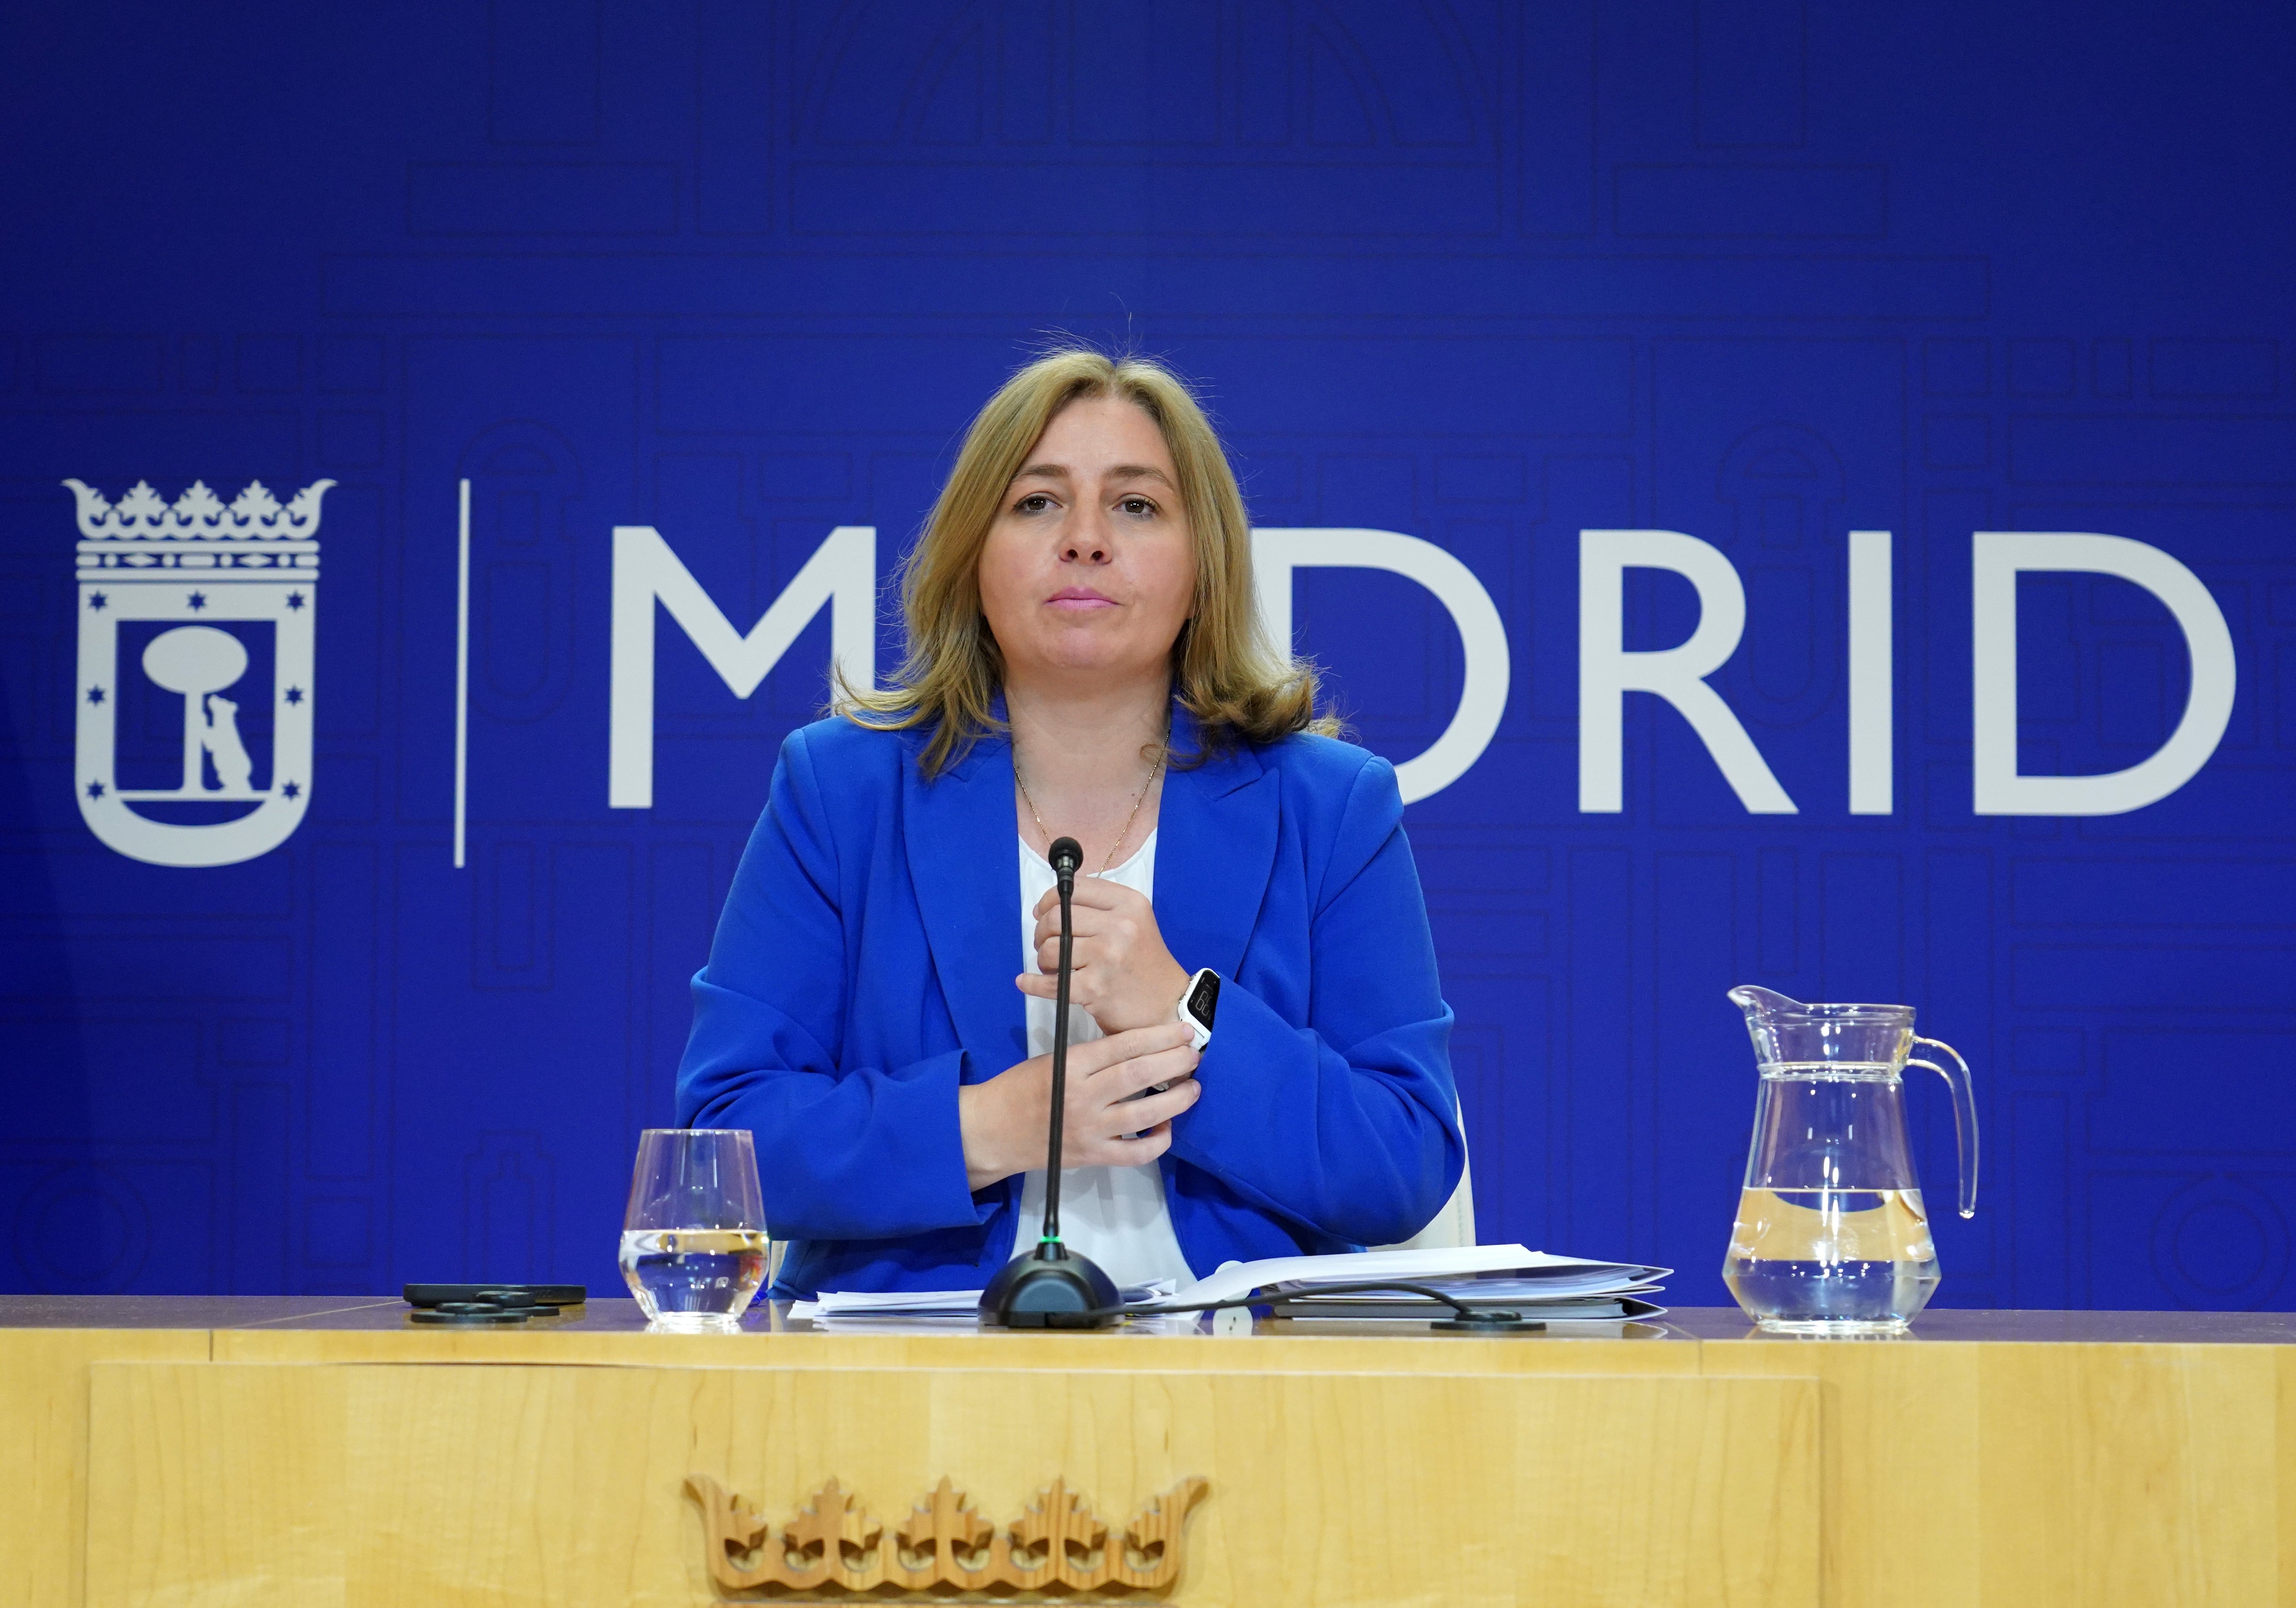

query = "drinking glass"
619;1128;770;1332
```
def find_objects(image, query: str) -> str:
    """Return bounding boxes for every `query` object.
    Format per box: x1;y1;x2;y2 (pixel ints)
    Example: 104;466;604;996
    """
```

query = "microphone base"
979;1240;1119;1329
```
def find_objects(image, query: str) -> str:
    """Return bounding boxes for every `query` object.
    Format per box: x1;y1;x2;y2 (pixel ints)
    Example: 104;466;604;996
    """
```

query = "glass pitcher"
1721;986;1978;1334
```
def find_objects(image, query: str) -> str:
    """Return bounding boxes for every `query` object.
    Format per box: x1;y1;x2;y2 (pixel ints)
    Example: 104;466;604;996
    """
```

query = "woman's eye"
1015;493;1052;513
1120;497;1156;517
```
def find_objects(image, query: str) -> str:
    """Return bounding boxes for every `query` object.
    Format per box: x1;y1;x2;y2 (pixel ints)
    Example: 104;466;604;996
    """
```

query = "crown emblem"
64;477;332;541
686;1473;1209;1597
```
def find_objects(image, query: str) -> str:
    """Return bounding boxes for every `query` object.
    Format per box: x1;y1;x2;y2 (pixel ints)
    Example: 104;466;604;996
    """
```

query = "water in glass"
619;1128;769;1332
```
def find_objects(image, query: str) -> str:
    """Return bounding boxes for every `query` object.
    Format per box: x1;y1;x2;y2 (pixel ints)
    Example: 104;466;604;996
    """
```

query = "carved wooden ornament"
686;1473;1209;1597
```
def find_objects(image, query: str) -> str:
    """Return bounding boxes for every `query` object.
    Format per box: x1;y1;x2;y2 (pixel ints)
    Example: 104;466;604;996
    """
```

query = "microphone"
981;834;1120;1327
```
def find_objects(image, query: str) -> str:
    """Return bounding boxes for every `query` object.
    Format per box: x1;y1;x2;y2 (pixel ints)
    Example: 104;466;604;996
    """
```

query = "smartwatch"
1175;968;1220;1050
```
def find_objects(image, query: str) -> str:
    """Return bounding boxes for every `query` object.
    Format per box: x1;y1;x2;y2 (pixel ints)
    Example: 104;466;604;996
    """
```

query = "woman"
676;348;1461;1298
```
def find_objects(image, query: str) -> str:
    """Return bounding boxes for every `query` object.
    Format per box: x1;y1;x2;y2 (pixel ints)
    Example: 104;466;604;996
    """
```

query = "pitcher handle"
1908;1037;1980;1219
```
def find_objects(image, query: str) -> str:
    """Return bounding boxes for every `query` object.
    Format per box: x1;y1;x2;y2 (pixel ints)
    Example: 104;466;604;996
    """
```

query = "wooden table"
6;1295;2290;1607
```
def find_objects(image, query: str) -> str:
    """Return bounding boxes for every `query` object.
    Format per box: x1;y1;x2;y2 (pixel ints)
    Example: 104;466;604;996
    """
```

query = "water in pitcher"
619;1227;770;1330
1723;1185;1939;1332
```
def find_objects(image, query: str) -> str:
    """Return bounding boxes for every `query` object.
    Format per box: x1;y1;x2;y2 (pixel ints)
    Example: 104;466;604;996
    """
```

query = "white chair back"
1375;1104;1477;1251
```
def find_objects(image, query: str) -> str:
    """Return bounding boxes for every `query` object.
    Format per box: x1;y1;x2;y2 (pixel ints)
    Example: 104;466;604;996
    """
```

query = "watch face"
1187;970;1220;1027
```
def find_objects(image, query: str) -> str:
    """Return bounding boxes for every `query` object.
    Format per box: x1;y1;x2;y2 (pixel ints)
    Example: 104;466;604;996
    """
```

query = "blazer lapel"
903;733;1029;1078
1154;714;1279;982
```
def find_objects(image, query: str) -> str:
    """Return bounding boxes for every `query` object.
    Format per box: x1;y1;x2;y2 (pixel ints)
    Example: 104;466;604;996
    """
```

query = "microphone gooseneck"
979;832;1117;1327
1040;835;1082;1243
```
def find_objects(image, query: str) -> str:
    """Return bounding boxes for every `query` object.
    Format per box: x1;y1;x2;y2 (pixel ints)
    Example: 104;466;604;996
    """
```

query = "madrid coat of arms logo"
68;477;331;868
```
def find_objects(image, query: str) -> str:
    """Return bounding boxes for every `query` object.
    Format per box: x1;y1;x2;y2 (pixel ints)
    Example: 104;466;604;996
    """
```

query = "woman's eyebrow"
1011;462;1071;482
1107;464;1174;488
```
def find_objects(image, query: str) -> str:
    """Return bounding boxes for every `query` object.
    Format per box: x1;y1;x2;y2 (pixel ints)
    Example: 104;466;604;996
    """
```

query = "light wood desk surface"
6;1298;2292;1608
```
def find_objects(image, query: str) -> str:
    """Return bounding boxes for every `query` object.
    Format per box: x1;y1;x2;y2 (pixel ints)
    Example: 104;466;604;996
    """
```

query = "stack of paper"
794;1246;1667;1328
787;1289;977;1325
790;1280;1176;1326
1266;1263;1668;1322
1149;1245;1669;1325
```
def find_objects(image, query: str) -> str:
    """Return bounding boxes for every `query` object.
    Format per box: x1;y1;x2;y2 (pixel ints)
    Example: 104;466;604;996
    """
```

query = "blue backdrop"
5;0;2293;1310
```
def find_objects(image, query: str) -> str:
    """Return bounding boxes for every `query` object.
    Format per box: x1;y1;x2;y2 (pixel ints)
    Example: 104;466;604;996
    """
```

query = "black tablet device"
402;1283;587;1309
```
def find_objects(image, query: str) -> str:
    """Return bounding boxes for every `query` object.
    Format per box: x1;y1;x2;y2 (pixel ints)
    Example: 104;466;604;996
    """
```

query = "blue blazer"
675;709;1463;1298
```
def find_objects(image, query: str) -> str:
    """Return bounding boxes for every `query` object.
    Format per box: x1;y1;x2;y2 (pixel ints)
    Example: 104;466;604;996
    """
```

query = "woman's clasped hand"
1016;876;1192;1033
957;1020;1203;1192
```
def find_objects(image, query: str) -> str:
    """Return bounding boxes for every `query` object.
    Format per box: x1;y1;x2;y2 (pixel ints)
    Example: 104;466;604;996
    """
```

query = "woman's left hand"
1018;877;1191;1034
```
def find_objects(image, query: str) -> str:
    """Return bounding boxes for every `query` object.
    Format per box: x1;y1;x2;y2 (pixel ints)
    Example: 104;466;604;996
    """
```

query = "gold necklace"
1015;743;1169;875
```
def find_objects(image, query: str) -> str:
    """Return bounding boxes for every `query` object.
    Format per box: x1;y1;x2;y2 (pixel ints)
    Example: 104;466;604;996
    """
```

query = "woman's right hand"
957;1021;1202;1192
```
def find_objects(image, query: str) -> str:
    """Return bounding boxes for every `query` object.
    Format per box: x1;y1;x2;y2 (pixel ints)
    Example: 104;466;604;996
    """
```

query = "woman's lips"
1046;588;1117;611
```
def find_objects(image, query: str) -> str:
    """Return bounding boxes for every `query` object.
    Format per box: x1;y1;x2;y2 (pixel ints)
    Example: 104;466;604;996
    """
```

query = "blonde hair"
838;346;1337;778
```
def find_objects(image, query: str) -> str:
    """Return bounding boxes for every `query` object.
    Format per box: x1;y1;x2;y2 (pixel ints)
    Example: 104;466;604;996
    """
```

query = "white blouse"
1013;831;1195;1288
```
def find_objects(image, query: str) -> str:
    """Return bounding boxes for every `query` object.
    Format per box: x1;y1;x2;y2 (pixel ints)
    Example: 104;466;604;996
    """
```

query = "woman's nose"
1059;511;1111;564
